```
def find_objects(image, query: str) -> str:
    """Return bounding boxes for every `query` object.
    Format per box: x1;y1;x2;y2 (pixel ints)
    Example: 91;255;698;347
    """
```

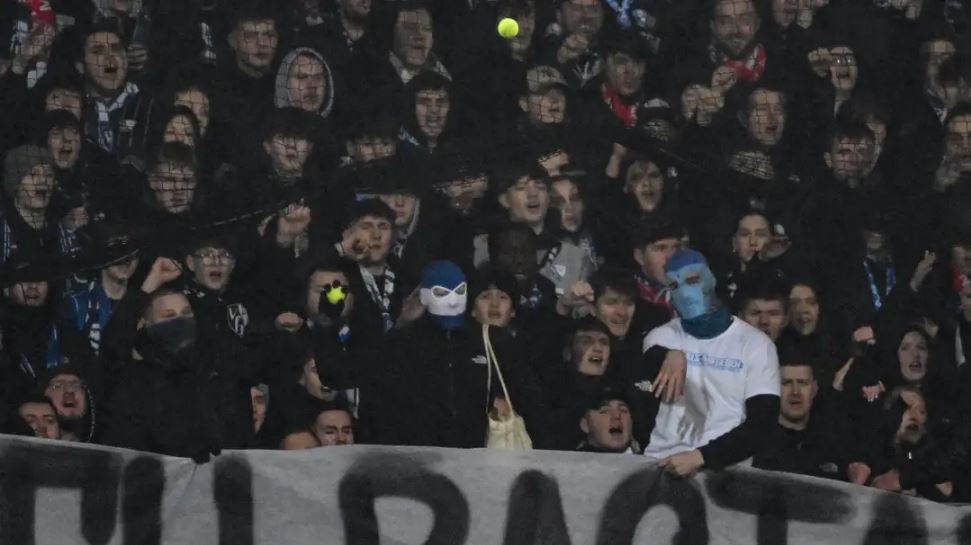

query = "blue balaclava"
664;249;732;339
419;260;468;330
665;249;717;319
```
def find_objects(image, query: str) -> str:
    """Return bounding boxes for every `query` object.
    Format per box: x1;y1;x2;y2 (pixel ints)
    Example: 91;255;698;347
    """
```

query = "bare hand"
759;234;792;261
871;469;902;492
556;281;594;316
862;381;885;403
808;47;833;78
852;325;876;345
396;287;425;328
274;312;303;332
710;65;737;95
936;481;954;497
910;250;936;292
557;33;589;64
276;204;312;247
339;224;370;262
658;450;705;478
141;257;183;293
832;357;854;392
13;23;55;74
848;461;871;485
654;350;686;402
127;44;149;71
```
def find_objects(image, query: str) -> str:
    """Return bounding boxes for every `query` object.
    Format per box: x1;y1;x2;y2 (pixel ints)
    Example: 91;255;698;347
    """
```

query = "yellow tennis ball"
497;17;519;39
326;288;346;305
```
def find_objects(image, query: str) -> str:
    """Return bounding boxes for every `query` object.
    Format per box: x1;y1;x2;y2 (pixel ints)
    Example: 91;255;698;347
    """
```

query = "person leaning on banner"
752;353;857;482
576;383;641;454
642;249;780;477
363;260;552;448
99;256;252;461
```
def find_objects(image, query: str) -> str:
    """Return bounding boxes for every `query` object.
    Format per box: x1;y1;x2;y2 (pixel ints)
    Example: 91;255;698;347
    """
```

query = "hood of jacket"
274;47;335;119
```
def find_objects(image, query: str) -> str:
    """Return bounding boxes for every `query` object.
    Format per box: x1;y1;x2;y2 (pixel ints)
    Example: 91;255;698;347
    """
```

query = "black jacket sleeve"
698;393;781;470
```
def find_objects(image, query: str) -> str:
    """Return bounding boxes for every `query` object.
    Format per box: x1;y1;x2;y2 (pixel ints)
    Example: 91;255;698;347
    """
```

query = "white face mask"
420;282;468;317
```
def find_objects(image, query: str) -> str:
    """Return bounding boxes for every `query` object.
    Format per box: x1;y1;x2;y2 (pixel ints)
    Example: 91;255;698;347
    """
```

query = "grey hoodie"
274;47;335;119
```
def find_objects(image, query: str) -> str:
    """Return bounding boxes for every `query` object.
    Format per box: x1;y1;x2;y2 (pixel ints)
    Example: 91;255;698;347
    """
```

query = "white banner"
0;434;969;544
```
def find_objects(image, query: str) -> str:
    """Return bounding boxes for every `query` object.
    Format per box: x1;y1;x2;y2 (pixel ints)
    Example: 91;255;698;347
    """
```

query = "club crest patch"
227;304;249;337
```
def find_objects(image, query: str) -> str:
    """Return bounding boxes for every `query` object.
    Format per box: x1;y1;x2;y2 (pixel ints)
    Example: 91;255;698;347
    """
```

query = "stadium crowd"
0;0;970;502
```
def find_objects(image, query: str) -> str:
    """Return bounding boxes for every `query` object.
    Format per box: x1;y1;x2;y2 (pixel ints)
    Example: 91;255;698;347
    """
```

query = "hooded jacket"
274;47;335;120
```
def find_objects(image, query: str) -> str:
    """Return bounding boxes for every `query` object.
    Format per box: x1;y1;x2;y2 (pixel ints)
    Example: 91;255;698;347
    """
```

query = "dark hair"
230;1;278;31
18;393;56;410
263;106;317;142
589;267;639;302
146;105;202;157
727;81;787;120
148;141;197;174
735;275;789;314
571;315;611;339
493;159;549;195
143;287;189;320
488;223;538;257
631;220;684;249
313;396;353;419
937;53;970;86
826;118;875;148
343;198;396;231
30;109;81;149
82;21;125;49
498;0;535;18
945;101;971;130
298;256;354;289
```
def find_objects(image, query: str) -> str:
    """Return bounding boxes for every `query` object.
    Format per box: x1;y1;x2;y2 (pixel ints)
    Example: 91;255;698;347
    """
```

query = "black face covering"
136;317;197;370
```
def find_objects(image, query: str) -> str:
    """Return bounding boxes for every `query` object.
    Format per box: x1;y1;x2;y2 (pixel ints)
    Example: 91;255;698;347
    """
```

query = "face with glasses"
186;246;236;292
45;374;88;420
827;46;858;94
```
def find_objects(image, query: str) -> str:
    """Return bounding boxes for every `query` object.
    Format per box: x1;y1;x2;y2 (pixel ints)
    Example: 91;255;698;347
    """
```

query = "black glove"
318;280;348;320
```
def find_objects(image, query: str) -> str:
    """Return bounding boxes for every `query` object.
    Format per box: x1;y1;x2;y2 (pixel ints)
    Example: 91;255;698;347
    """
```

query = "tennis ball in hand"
325;286;346;305
497;17;519;39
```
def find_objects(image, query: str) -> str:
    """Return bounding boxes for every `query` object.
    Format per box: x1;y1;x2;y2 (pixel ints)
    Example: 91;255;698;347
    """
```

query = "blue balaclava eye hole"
665;249;717;320
419;260;467;330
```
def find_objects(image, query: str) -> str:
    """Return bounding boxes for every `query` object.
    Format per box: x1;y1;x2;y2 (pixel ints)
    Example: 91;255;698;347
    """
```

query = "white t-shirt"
642;318;780;460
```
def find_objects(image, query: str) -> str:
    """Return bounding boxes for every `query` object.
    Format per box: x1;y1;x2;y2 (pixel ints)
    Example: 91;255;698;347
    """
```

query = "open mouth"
909;362;924;373
589;354;604;366
608;425;624;437
207;270;224;283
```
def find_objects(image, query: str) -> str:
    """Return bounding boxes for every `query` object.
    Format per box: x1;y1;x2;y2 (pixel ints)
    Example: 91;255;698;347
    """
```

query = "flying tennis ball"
497;17;519;39
325;286;347;305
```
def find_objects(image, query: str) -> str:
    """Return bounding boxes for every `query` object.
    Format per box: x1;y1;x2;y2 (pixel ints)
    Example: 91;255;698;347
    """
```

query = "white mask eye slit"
432;286;450;297
454;282;467;295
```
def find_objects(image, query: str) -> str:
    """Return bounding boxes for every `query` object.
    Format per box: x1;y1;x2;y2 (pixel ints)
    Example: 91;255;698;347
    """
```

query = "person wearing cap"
519;65;570;131
0;250;64;395
470;268;520;329
60;223;139;371
643;249;780;477
0;145;58;265
577;385;641;454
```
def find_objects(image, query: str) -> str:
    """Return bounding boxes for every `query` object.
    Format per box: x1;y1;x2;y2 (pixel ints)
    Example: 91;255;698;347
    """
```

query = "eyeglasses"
48;379;83;392
194;250;235;265
831;54;856;67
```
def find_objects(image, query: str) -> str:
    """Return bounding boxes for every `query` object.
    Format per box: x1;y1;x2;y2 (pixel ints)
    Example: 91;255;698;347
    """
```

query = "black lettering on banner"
122;456;165;545
0;442;120;545
338;453;470;545
861;493;927;545
594;468;709;545
214;456;254;545
502;470;572;545
705;470;855;545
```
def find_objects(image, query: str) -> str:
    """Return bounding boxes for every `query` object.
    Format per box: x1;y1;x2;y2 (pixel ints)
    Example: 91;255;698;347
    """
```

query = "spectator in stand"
577;384;641;454
17;394;61;440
